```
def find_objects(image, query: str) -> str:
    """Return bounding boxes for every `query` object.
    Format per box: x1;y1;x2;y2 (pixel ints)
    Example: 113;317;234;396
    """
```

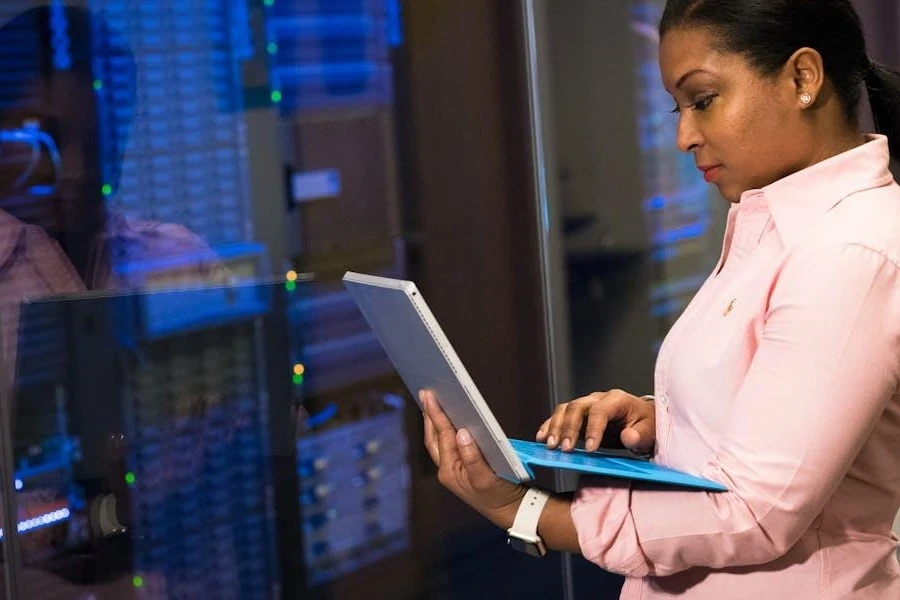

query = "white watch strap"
510;488;551;539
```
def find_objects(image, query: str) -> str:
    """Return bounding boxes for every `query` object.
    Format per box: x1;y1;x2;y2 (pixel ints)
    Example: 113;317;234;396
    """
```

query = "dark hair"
0;4;136;194
660;0;900;158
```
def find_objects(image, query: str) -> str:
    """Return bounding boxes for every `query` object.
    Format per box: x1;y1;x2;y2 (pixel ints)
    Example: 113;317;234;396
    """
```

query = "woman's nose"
676;114;703;153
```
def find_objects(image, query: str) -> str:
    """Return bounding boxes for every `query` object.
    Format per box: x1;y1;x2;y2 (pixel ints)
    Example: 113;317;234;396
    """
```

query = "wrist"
506;487;553;557
485;485;528;529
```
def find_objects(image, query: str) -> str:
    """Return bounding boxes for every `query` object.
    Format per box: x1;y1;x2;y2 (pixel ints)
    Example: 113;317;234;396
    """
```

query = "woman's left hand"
420;390;527;527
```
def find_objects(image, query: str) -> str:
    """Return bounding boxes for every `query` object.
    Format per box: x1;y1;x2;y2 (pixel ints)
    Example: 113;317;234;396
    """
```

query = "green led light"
263;0;274;6
271;90;282;103
292;373;304;385
267;42;277;54
93;79;103;91
132;576;144;588
285;280;297;292
101;184;113;196
125;472;136;485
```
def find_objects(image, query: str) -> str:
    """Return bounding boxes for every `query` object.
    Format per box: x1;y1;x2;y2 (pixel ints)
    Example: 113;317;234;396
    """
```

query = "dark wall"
402;0;551;447
396;0;570;596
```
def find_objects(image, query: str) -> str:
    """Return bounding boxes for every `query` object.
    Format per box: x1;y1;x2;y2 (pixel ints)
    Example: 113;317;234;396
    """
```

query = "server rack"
264;0;414;591
0;4;280;599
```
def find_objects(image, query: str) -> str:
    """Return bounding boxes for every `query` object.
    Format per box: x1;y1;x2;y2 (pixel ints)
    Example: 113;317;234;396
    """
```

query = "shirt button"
658;394;668;408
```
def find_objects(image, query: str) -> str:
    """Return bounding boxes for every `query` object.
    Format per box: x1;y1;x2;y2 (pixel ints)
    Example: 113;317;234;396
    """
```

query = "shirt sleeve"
570;243;900;577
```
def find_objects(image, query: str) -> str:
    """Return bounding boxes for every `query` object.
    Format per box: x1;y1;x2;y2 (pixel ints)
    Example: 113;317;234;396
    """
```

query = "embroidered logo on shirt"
723;298;736;317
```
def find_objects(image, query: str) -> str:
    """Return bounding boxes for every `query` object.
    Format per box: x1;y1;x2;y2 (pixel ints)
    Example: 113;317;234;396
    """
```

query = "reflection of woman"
0;5;232;599
423;1;900;598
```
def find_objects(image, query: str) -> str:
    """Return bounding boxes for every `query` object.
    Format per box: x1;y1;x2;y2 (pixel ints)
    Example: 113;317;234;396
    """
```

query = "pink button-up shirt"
571;135;900;599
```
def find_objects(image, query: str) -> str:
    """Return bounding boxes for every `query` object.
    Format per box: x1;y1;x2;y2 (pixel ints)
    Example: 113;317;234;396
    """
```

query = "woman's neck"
805;126;867;169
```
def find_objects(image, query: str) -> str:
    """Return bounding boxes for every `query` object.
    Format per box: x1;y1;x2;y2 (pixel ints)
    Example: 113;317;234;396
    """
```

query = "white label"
292;169;341;203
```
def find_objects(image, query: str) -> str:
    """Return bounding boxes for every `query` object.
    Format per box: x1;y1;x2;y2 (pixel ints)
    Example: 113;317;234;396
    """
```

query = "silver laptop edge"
342;271;532;482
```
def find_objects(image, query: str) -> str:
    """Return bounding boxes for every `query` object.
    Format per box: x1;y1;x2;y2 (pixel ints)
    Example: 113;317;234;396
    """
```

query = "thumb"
456;429;496;489
620;420;655;455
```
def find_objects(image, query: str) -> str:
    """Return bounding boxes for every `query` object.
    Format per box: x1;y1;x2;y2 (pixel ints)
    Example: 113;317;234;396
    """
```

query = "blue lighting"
651;246;679;263
645;195;667;211
49;0;72;70
307;403;338;429
386;0;404;47
0;508;71;539
651;298;688;318
652;221;709;246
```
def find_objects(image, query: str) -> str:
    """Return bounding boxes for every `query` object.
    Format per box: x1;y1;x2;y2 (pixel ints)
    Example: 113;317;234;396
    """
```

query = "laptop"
342;272;726;492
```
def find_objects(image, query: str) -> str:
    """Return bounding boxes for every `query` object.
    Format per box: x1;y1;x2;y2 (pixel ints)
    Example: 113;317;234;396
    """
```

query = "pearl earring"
800;93;812;105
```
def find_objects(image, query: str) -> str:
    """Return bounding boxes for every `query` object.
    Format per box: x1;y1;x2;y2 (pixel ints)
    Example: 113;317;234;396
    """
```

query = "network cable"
0;120;63;191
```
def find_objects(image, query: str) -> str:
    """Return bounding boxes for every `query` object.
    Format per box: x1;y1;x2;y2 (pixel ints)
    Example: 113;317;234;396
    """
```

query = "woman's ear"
785;47;826;109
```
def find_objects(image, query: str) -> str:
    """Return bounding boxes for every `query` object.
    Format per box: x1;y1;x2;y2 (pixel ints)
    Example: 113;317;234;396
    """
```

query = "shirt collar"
742;134;894;247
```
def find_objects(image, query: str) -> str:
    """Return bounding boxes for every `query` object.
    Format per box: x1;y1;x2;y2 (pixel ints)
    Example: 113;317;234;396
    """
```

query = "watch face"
507;536;547;558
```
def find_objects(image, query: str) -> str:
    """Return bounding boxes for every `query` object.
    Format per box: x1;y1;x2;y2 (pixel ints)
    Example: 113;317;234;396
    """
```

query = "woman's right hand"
536;389;656;454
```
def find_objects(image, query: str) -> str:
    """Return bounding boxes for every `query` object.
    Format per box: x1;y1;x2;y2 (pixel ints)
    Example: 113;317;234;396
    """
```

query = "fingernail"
547;435;556;447
585;438;596;451
536;429;545;440
457;429;472;445
562;438;572;451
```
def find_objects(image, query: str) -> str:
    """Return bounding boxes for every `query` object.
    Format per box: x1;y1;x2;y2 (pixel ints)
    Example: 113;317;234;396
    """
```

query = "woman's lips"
699;165;722;183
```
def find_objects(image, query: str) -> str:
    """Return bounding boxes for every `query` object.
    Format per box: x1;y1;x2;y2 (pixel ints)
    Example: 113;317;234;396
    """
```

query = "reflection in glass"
630;0;724;351
12;283;288;598
0;0;557;598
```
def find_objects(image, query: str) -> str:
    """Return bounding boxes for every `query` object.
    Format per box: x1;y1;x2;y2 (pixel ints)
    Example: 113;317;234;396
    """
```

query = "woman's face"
659;27;810;203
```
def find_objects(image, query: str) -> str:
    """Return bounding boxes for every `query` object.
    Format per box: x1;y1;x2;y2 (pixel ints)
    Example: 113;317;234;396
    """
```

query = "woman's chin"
716;183;741;204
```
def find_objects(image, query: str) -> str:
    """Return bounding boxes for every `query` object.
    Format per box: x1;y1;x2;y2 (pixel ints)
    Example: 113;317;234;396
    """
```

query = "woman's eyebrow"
675;68;713;89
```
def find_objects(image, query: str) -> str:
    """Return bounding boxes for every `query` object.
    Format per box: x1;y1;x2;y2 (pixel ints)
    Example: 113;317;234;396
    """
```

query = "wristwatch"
507;487;551;557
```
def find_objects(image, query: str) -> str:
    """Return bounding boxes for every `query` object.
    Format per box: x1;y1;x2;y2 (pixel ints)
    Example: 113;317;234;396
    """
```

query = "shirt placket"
653;199;768;463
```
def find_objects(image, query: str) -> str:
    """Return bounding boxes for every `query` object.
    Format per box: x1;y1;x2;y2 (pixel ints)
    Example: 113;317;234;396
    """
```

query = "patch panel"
296;407;410;586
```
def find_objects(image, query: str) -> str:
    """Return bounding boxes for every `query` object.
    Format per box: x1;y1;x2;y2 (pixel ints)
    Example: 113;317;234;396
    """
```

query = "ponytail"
866;60;900;159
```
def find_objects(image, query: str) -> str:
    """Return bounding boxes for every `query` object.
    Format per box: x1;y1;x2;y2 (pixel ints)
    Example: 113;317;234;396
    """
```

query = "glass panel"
524;0;728;596
0;1;566;598
10;282;290;599
629;0;726;343
3;278;564;598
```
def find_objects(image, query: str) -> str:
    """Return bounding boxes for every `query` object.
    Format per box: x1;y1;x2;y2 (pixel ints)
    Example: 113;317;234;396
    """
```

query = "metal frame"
520;2;576;599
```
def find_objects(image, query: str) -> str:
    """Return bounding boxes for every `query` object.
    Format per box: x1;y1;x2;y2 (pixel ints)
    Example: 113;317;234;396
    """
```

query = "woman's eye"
692;95;717;111
669;94;717;114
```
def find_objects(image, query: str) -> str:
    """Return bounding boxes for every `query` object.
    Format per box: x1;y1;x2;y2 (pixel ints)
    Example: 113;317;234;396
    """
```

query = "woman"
422;1;900;597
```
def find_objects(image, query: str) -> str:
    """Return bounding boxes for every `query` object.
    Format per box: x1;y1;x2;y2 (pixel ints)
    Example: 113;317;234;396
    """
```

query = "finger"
583;393;632;451
423;413;441;466
545;404;570;449
621;419;655;454
423;390;461;466
421;391;440;462
535;417;551;441
456;428;498;491
583;405;613;452
559;400;588;452
558;401;591;451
